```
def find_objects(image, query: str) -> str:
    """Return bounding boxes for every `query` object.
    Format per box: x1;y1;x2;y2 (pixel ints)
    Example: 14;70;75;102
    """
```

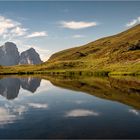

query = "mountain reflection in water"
0;75;140;109
0;75;140;139
45;75;140;109
0;77;41;100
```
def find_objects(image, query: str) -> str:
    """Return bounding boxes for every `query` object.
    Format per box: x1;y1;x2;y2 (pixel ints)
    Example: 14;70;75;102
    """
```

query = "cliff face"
19;48;42;65
0;42;42;66
0;42;20;66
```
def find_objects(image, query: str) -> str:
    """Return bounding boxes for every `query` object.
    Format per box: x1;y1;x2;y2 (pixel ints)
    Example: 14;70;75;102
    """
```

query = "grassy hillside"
42;24;140;75
0;24;140;75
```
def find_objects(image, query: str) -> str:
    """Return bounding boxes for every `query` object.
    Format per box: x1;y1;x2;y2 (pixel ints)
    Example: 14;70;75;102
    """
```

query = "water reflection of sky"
0;77;140;138
0;79;51;126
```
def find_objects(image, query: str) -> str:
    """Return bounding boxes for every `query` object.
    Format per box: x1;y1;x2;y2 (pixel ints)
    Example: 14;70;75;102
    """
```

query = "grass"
0;25;140;76
0;60;139;76
42;24;140;75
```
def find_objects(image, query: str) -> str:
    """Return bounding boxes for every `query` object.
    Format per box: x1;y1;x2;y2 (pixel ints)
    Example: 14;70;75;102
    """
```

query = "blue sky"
0;1;140;61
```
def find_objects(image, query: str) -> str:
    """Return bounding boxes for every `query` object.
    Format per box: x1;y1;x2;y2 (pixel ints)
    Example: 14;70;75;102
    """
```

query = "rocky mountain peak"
0;42;42;66
0;42;20;66
2;42;18;52
19;47;42;65
4;42;17;47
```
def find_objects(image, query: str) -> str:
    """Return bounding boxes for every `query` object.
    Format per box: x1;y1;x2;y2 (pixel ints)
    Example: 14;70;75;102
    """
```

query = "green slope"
0;24;140;75
48;24;140;62
42;24;140;74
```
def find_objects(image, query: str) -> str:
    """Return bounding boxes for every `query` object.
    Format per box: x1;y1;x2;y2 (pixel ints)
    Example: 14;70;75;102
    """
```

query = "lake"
0;75;140;139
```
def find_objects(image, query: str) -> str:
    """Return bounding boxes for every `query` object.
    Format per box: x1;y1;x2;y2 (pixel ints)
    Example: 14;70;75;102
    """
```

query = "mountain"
0;25;140;75
19;48;42;65
0;42;42;66
0;42;20;66
44;24;140;74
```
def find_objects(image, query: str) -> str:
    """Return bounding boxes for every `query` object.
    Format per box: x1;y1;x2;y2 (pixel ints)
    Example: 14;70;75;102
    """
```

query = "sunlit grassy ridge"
48;24;140;62
44;24;140;74
0;24;140;75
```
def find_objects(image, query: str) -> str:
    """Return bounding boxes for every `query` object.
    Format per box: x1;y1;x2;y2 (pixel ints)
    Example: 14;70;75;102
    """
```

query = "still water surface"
0;76;140;139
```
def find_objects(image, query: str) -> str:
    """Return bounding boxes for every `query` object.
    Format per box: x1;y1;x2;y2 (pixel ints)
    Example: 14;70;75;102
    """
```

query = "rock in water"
0;42;20;66
19;48;42;64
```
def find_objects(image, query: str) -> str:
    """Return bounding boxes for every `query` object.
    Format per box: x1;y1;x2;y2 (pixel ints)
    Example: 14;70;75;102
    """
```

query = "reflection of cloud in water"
13;105;27;115
15;79;52;100
75;100;86;104
0;78;51;126
28;103;48;109
0;107;16;125
0;102;49;126
65;109;99;117
129;109;140;116
35;80;52;93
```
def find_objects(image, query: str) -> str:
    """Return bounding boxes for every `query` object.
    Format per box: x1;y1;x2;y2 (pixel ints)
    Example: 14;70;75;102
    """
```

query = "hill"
42;24;140;75
0;24;140;75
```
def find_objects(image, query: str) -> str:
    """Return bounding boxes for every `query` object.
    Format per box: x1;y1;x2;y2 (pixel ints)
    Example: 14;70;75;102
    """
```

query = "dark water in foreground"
0;75;140;139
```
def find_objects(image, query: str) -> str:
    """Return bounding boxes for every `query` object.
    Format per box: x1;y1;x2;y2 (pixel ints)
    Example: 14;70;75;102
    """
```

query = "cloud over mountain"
60;21;98;29
0;15;27;39
126;16;140;27
26;31;47;38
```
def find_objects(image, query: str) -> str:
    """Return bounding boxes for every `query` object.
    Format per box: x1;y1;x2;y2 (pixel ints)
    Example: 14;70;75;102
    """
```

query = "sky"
0;1;140;61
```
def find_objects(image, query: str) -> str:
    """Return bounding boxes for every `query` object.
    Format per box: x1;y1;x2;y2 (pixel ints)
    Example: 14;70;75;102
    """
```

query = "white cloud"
129;109;139;116
26;31;47;38
60;21;97;29
0;15;27;40
126;19;137;27
138;17;140;22
72;34;85;38
65;109;99;117
0;15;48;42
0;15;19;35
126;17;140;27
28;103;48;109
10;26;27;36
0;15;49;62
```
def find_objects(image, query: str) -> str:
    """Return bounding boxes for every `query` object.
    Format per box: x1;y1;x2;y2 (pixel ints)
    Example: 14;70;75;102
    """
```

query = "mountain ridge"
19;47;42;65
0;24;140;75
0;42;42;66
48;24;140;62
42;24;140;74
